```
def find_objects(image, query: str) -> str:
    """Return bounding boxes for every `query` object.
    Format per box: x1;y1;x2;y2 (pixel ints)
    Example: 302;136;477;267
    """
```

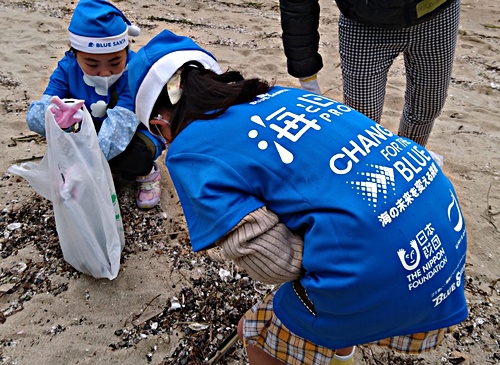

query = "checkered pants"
243;288;454;365
338;0;461;146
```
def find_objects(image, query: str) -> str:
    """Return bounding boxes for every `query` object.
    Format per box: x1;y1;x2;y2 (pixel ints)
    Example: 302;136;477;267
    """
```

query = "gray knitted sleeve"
216;207;304;284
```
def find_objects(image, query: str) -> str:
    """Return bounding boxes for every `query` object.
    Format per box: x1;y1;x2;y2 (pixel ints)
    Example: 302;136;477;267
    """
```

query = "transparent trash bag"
9;101;125;279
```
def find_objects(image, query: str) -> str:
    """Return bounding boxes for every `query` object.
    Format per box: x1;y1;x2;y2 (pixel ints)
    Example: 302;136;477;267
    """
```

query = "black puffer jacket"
279;0;323;78
279;0;456;78
335;0;456;29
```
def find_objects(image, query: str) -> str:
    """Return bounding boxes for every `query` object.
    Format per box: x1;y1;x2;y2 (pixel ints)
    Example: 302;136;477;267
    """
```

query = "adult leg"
399;0;461;146
338;14;402;122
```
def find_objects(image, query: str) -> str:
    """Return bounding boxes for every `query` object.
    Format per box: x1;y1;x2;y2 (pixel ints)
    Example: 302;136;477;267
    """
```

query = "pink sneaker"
136;162;161;209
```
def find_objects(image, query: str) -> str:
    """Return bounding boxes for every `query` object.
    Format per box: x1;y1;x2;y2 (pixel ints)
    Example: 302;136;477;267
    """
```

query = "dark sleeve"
279;0;323;78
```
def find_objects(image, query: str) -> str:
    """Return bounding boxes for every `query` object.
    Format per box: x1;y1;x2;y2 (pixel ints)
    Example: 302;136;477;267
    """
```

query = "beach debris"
1;180;499;364
218;268;231;281
188;322;210;331
132;308;164;326
8;133;45;148
6;222;22;231
168;298;182;312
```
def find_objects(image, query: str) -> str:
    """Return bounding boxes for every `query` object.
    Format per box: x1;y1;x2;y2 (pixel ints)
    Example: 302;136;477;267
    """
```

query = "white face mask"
83;72;123;96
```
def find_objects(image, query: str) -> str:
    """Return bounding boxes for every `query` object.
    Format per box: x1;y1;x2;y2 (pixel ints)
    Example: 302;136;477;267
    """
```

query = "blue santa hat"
68;0;140;54
128;29;222;129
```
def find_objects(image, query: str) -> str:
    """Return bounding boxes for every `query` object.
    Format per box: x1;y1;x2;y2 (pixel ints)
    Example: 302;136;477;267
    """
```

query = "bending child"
128;30;468;365
26;0;165;209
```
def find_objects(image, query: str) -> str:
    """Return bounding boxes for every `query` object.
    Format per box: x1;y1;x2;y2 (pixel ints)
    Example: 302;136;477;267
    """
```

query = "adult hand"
49;96;84;129
299;74;321;95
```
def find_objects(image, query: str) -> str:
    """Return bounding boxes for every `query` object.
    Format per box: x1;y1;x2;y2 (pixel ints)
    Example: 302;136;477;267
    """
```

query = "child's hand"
49;96;84;129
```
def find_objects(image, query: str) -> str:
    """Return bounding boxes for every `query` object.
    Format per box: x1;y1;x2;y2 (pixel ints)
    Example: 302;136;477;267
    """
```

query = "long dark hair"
152;61;271;139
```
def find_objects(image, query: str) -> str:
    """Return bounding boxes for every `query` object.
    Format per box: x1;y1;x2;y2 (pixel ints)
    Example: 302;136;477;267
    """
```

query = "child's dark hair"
152;61;272;139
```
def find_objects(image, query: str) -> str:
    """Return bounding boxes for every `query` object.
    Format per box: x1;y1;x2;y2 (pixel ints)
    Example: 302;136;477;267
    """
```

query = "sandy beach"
0;0;499;364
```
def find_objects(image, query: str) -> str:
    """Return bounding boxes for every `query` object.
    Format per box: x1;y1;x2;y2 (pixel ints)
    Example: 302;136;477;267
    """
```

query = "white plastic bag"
9;101;125;279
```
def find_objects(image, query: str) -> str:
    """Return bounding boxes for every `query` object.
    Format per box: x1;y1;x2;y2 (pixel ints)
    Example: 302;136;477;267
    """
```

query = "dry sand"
0;0;499;364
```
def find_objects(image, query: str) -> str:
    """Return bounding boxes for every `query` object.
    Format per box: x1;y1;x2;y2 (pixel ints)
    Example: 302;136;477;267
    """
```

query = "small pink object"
50;96;84;129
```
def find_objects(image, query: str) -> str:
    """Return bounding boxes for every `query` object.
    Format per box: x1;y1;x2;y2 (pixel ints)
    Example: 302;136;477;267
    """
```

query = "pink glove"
49;96;84;129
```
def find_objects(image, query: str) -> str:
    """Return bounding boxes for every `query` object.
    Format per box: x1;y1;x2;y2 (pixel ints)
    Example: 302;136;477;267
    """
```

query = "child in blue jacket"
26;0;165;209
126;30;468;365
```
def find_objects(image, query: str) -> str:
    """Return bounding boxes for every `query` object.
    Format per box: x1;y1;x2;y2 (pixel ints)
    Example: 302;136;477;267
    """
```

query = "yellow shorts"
242;288;453;365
